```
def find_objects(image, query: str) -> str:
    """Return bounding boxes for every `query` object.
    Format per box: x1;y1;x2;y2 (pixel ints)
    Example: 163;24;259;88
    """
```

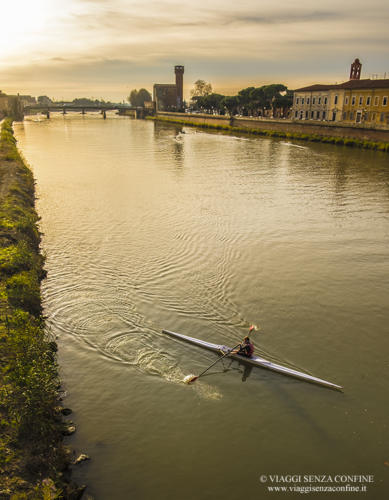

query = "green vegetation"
190;83;293;118
128;88;152;107
31;97;118;108
190;80;213;99
0;119;73;498
148;115;389;153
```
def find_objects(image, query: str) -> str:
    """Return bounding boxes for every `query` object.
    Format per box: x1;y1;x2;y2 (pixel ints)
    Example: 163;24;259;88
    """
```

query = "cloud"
1;0;388;100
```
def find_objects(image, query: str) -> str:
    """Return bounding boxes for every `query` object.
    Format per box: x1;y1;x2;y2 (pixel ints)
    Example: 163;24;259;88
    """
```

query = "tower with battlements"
153;65;185;111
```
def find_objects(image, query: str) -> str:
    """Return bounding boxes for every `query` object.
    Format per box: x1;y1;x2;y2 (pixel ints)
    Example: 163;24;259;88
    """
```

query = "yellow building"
293;80;389;129
292;84;341;122
341;80;389;129
292;58;389;130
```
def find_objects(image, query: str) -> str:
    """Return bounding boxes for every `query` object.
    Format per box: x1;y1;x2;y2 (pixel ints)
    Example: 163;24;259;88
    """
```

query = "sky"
0;0;388;101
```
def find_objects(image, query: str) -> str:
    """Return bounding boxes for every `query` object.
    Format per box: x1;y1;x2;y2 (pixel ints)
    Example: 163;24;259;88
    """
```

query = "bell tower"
175;65;184;109
350;58;362;80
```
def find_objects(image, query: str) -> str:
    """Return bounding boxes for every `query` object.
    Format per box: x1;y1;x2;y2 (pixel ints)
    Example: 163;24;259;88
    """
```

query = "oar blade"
183;374;198;384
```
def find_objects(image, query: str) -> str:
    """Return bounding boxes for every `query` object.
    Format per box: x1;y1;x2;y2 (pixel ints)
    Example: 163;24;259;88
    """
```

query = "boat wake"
46;305;224;400
130;347;223;400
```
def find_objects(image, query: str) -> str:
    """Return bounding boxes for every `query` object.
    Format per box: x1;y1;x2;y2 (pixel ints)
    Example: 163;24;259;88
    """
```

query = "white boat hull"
162;329;342;391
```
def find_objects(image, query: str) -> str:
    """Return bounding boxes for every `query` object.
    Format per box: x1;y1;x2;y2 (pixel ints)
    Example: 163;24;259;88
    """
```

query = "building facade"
292;59;389;129
0;91;8;116
153;84;178;111
293;81;389;129
153;65;185;111
292;84;339;122
19;95;36;107
341;80;389;128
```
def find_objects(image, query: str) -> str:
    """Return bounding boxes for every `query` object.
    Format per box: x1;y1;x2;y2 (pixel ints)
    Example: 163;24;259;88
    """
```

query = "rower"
236;336;254;357
231;327;255;357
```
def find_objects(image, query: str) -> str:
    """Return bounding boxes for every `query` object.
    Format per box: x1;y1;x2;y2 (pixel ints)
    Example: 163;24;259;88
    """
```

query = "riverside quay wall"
156;111;389;143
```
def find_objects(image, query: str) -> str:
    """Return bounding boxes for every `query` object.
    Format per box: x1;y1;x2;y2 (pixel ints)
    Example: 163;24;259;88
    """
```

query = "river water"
15;116;389;499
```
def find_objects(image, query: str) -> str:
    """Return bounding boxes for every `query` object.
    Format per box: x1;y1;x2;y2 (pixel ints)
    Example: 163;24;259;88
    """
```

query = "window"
359;96;363;106
334;95;338;105
380;113;385;122
307;98;310;105
316;111;320;119
296;97;299;105
302;98;305;105
299;111;304;119
324;97;328;105
383;96;388;106
374;96;379;106
312;97;316;105
350;111;354;120
345;96;349;105
351;96;356;106
366;96;371;106
318;97;322;105
311;111;314;119
343;112;347;120
295;110;298;118
322;111;326;120
372;113;376;121
305;111;308;119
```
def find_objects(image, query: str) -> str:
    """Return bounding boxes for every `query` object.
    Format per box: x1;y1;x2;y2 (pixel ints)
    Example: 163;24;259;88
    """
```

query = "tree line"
190;80;293;117
126;81;293;117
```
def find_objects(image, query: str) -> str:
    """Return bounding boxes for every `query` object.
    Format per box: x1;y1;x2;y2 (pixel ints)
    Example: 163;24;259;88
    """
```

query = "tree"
237;87;256;115
128;88;152;107
222;96;240;116
192;93;225;114
272;90;293;118
37;96;52;105
205;93;225;114
72;98;97;106
261;84;288;116
190;80;212;99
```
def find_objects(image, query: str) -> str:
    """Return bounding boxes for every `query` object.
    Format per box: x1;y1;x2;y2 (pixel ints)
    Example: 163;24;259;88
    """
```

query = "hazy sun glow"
0;1;56;58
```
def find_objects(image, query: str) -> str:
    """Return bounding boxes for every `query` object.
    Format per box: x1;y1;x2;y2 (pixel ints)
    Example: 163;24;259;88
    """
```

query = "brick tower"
175;65;184;109
349;58;362;80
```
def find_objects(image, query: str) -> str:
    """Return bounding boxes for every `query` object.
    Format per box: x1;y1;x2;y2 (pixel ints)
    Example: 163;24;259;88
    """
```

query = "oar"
183;325;257;384
184;343;241;384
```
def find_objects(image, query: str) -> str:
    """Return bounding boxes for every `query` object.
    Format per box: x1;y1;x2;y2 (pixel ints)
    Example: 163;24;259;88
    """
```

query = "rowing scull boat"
162;329;342;391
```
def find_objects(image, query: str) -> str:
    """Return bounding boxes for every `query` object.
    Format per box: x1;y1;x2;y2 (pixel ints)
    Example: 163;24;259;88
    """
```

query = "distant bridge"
23;104;150;119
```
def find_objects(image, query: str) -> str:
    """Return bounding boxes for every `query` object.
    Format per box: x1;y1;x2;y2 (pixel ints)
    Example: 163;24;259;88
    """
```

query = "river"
15;115;389;499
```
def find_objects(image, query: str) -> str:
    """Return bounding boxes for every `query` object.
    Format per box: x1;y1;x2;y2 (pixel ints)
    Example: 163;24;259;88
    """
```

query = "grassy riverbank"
0;120;76;498
148;115;389;152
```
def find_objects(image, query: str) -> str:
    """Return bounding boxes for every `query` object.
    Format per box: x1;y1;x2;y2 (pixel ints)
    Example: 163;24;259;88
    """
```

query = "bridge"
23;104;151;119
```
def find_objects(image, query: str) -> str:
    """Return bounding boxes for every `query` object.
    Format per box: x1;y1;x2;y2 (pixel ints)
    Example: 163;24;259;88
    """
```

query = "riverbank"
0;119;80;498
148;114;389;152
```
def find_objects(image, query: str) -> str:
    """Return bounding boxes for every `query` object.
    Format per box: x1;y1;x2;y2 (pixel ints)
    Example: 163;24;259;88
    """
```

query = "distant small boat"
162;329;343;391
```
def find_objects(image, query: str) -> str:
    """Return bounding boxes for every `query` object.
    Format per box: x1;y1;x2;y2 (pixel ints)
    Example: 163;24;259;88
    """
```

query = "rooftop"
295;84;340;92
296;79;389;92
340;79;389;89
153;84;177;88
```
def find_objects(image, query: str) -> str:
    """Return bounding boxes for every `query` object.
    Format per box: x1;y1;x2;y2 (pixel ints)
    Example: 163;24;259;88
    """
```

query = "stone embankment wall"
156;111;389;143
